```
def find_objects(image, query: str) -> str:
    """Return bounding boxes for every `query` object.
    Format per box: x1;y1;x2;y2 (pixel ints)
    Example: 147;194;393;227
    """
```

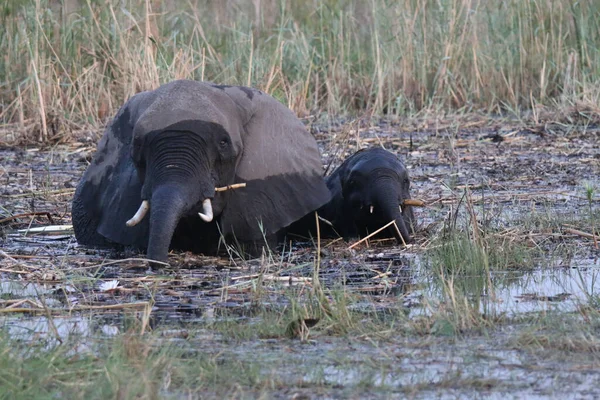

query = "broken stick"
402;199;425;207
215;183;247;192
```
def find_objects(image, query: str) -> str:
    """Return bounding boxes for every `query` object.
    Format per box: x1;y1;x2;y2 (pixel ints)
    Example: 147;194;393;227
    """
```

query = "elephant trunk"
146;184;188;263
401;202;415;238
372;180;412;244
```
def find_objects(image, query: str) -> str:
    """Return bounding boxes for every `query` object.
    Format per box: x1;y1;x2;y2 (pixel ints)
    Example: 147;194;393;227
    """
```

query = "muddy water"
1;120;600;397
492;260;600;315
408;257;600;317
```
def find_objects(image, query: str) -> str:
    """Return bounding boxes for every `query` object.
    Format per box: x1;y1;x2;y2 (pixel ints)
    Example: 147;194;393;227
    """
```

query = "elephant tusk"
126;200;150;227
369;205;374;214
198;198;213;222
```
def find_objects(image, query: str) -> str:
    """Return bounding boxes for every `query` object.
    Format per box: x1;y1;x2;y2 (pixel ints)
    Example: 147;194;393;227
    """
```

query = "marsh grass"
206;283;409;341
513;196;600;258
1;311;597;399
417;180;600;336
0;328;279;399
512;311;600;353
421;190;548;334
1;0;600;144
584;182;599;247
0;289;410;397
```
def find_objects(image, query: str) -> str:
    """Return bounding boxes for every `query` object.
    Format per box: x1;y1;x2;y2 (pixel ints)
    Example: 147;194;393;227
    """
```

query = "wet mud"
1;118;600;397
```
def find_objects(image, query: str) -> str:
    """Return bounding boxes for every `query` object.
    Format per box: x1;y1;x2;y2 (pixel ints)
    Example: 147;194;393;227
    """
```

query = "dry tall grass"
1;0;599;143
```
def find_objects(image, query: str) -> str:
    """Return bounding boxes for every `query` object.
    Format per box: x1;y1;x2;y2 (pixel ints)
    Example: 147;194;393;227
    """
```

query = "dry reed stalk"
427;189;573;206
230;273;312;285
0;301;151;314
0;268;31;275
71;302;149;311
140;300;152;335
2;188;76;198
403;199;425;207
347;219;400;250
369;270;392;280
208;286;271;296
315;211;321;274
353;285;397;293
65;257;166;271
465;187;481;245
215;183;247;192
247;32;254;87
0;299;41;308
392;220;407;247
324;237;344;248
2;0;600;145
0;250;39;270
563;227;597;240
261;275;311;284
17;225;73;234
0;212;55;224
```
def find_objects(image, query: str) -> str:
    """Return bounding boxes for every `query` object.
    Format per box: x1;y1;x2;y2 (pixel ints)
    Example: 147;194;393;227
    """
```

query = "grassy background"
1;0;600;143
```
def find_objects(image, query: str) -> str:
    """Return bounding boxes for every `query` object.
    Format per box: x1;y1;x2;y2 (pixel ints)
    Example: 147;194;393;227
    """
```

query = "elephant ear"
216;86;331;241
316;165;345;223
74;93;152;249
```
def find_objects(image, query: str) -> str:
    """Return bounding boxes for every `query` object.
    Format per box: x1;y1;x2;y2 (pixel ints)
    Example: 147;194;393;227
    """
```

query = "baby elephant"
319;147;415;243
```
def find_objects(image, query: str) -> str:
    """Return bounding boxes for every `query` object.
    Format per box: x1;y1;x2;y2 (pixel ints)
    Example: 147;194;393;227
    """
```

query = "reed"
1;0;600;144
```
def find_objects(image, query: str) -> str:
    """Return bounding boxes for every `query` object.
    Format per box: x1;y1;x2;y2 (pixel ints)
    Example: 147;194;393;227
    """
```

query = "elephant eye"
219;138;229;147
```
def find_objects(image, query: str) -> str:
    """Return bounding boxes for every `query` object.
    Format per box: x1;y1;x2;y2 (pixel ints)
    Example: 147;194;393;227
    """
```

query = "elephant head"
72;80;331;263
319;147;415;243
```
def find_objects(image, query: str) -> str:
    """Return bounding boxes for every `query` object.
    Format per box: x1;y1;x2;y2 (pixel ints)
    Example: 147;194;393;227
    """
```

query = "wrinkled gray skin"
318;148;415;243
72;80;331;264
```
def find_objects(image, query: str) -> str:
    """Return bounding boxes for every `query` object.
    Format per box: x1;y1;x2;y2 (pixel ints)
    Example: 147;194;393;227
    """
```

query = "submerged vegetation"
1;0;600;144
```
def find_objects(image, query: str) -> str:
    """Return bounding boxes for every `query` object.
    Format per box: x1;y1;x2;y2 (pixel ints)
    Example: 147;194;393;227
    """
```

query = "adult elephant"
72;80;331;263
318;147;415;243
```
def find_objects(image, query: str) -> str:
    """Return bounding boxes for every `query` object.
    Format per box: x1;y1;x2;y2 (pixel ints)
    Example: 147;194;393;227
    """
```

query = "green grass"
2;308;598;398
205;285;410;341
511;311;600;354
0;300;408;399
1;0;600;143
0;330;273;399
420;192;552;334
